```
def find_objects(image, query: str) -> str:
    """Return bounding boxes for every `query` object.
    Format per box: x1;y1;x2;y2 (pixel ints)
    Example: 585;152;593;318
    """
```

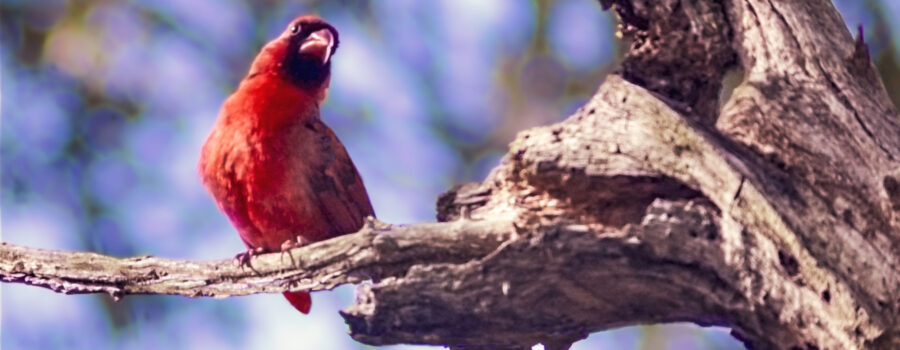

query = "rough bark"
3;0;900;349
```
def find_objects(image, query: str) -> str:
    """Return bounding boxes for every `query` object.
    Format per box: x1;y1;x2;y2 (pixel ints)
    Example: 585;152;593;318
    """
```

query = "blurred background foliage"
0;0;896;349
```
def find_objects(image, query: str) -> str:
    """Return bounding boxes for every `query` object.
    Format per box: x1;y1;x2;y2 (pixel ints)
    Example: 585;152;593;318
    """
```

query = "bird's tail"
283;291;312;314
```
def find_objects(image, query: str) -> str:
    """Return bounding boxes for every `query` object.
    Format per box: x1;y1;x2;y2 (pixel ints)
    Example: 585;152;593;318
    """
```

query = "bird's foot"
234;247;265;268
280;239;298;251
279;236;310;267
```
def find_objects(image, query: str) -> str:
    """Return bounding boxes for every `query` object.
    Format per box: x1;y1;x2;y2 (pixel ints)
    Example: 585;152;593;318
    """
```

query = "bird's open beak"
299;29;334;64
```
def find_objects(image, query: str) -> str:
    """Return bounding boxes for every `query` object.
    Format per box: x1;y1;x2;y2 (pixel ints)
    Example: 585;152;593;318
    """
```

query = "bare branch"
0;218;514;300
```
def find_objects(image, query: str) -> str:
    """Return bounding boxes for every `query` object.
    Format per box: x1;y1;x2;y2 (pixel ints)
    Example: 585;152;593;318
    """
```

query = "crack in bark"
816;57;895;160
766;0;814;78
730;176;746;211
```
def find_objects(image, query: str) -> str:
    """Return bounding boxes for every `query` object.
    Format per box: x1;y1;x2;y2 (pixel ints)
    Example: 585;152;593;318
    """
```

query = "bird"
198;15;374;314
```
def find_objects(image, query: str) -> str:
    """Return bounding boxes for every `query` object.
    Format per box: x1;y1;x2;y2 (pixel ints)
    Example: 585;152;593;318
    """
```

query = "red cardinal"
199;15;374;314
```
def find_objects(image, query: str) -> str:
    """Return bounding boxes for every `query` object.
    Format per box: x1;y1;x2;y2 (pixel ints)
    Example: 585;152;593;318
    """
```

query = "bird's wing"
306;120;375;237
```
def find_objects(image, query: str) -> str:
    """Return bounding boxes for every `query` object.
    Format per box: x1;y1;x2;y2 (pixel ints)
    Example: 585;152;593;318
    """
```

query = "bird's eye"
290;24;301;35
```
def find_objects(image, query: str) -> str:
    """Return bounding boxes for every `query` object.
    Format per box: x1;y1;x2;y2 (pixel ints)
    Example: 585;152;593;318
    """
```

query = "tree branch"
0;218;513;300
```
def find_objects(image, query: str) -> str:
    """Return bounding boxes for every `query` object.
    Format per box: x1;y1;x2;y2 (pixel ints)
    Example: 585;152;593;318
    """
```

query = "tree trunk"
3;0;900;349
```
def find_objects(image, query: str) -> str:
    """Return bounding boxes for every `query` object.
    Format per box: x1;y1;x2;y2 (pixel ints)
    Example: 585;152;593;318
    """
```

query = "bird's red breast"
199;15;373;314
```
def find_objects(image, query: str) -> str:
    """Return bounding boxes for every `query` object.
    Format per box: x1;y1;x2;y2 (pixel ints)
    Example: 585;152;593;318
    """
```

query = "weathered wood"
0;219;513;299
344;0;900;347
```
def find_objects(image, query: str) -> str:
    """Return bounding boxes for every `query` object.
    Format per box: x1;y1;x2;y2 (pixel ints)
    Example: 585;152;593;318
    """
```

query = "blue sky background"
2;0;898;349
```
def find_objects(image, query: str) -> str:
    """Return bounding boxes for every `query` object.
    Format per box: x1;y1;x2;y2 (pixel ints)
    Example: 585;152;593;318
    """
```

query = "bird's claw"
234;247;264;268
279;236;309;268
280;239;299;251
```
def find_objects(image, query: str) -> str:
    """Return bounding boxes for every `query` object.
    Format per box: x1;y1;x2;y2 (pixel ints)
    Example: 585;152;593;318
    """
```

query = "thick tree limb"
343;0;900;348
4;0;900;349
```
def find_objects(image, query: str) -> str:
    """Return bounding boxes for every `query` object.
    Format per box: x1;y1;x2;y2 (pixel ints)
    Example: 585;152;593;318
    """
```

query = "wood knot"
778;250;800;276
